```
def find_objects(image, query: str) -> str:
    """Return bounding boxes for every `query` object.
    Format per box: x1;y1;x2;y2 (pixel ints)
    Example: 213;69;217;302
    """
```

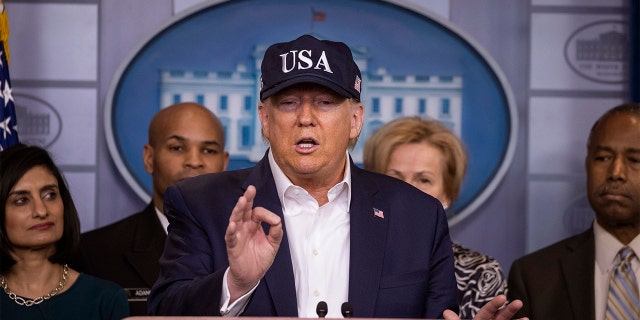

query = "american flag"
373;207;384;219
312;9;326;22
0;41;18;150
0;2;18;151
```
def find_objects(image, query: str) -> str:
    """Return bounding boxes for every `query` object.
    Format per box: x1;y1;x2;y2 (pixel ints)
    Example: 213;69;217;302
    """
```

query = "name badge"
125;288;151;301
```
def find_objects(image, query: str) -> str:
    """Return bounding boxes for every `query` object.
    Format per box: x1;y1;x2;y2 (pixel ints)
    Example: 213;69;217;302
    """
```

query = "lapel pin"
373;207;384;219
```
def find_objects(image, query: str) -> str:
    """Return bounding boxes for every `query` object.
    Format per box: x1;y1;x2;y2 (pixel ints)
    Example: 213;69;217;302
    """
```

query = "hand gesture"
443;295;527;320
225;185;283;302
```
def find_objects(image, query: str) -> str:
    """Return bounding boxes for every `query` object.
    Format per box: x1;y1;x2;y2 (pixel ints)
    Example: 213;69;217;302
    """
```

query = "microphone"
316;301;328;318
341;302;353;318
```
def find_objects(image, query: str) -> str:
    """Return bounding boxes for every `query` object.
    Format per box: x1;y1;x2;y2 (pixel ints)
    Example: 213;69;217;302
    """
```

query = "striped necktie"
605;247;639;320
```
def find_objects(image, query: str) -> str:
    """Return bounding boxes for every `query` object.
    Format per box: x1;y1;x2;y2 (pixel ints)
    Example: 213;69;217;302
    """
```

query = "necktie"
605;247;639;320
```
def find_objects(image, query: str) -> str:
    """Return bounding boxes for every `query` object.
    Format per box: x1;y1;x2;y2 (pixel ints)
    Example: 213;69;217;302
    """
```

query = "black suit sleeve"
147;184;226;316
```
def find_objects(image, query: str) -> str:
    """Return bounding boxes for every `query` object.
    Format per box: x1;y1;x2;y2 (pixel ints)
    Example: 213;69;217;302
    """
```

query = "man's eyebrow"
166;135;223;147
165;135;186;142
592;145;613;152
592;145;640;154
201;140;223;147
628;147;640;154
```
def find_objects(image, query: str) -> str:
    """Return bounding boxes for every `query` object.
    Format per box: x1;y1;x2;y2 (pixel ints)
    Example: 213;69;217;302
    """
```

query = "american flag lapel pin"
373;207;384;219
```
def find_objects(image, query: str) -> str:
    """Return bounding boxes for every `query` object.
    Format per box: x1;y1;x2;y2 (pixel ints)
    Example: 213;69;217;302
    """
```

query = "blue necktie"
605;247;639;320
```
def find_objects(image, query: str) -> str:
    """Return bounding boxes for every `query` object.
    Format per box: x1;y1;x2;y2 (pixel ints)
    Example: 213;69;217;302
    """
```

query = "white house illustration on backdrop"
159;41;462;166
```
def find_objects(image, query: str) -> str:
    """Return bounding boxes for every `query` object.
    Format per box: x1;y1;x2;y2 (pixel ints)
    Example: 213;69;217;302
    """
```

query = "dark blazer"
508;228;595;320
148;153;457;318
75;203;167;316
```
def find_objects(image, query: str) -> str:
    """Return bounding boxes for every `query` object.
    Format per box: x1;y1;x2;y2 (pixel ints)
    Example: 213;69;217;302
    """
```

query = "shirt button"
313;249;318;256
314;290;320;297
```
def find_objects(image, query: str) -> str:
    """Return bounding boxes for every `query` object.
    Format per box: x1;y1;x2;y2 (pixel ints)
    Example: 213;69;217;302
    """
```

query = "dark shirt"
73;204;165;316
0;273;129;320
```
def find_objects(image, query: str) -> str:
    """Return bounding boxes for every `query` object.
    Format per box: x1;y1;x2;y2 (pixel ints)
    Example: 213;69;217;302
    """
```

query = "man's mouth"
598;187;631;201
297;138;318;148
296;138;318;152
601;193;630;201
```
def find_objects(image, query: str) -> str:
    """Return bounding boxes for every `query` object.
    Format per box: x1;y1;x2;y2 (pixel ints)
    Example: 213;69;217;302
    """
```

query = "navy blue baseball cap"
259;34;362;101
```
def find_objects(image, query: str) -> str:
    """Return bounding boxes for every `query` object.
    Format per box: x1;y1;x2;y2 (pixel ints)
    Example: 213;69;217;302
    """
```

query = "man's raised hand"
225;185;283;302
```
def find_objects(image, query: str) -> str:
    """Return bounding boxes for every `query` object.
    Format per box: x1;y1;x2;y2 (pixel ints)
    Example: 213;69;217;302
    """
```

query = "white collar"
154;206;169;235
594;220;640;273
268;149;352;212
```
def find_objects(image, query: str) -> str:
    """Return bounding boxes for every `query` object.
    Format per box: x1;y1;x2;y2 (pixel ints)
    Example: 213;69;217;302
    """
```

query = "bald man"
75;102;229;315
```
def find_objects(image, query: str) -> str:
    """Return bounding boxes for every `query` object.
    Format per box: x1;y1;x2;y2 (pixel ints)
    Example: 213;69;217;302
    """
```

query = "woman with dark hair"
364;117;508;319
0;144;128;319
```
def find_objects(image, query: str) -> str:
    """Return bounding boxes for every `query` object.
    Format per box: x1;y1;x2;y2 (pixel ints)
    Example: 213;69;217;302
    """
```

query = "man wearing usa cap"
148;35;521;319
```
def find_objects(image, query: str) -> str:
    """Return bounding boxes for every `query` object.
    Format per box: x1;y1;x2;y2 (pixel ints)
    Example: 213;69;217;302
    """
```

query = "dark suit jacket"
75;203;167;316
148;153;457;318
508;228;595;320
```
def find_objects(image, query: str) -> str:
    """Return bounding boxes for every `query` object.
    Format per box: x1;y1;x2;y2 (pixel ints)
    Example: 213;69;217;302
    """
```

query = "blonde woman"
364;117;508;319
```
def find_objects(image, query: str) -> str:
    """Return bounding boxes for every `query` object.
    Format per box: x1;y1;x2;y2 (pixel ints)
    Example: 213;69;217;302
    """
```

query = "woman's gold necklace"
0;264;68;306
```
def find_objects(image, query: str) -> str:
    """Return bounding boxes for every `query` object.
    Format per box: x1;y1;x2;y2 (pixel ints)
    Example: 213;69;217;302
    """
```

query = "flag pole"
0;0;9;63
310;7;315;33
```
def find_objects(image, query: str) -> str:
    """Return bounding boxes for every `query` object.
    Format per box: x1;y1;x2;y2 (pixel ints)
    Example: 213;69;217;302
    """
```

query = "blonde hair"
363;116;467;201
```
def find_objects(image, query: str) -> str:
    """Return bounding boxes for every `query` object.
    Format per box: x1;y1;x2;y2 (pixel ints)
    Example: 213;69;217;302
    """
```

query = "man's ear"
258;101;269;140
350;101;364;139
222;151;230;171
143;144;154;174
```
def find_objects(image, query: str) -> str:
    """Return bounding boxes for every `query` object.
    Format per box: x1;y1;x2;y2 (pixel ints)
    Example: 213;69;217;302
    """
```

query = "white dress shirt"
220;150;352;318
593;220;640;320
154;206;169;234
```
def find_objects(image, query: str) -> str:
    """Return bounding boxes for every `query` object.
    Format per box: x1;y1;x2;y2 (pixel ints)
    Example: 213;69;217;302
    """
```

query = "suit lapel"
560;229;595;320
246;155;298;316
347;165;387;317
243;155;389;316
123;204;167;287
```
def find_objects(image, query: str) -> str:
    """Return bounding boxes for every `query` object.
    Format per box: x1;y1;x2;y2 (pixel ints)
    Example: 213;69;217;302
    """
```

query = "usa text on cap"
259;34;362;101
